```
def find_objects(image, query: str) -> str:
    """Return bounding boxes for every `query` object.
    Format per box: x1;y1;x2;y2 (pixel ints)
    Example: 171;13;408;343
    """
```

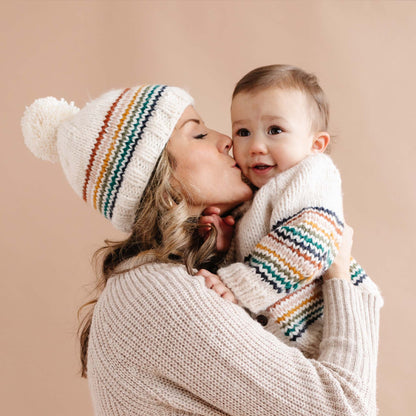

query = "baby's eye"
193;133;208;139
236;128;250;137
268;125;283;135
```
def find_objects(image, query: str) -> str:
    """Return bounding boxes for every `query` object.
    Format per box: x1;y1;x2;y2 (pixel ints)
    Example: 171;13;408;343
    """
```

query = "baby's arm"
216;154;345;314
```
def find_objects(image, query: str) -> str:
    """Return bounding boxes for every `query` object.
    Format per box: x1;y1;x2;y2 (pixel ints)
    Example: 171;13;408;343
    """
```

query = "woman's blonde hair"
78;148;219;377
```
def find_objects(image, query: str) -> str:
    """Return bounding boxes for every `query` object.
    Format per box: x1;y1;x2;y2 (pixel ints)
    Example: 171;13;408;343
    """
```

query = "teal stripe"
249;256;299;291
281;225;327;253
284;305;324;337
102;85;159;217
280;298;324;331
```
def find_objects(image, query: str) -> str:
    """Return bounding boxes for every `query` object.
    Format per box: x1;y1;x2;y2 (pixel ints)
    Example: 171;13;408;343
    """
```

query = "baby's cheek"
232;147;244;167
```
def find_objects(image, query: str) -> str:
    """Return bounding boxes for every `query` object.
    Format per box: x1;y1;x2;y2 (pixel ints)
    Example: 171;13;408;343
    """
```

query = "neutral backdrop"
1;1;415;415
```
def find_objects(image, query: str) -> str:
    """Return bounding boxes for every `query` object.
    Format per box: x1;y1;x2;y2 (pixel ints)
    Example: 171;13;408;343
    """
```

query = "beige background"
1;1;415;414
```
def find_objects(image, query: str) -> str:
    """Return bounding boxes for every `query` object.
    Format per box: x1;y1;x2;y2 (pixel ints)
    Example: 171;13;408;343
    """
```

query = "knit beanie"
21;85;194;232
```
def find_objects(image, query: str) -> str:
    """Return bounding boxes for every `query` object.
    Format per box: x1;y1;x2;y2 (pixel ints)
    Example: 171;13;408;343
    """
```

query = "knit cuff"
217;263;282;313
319;279;382;381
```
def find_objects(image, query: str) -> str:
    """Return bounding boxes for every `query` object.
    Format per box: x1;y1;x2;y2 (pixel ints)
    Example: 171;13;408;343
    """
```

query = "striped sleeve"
217;154;345;314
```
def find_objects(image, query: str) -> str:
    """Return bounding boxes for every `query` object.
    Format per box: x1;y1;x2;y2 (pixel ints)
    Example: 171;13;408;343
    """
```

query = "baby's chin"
248;174;273;189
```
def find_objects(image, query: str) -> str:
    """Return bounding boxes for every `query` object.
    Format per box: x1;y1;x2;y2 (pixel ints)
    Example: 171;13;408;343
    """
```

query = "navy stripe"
271;206;344;231
107;85;167;219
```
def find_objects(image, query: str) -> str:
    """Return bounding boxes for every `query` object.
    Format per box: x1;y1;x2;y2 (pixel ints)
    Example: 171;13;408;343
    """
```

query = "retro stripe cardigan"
217;154;382;358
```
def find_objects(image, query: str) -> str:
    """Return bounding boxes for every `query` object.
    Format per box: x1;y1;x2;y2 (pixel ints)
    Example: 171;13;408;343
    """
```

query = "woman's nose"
217;133;232;154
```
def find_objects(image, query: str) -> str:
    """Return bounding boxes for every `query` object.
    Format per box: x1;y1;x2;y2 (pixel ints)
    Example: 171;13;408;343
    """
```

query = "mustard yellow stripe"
256;243;311;282
287;209;343;236
93;86;145;210
274;293;321;324
303;220;341;251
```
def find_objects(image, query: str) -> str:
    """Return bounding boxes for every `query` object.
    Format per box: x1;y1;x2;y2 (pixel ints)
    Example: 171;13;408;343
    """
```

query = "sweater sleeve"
217;154;345;313
89;263;381;416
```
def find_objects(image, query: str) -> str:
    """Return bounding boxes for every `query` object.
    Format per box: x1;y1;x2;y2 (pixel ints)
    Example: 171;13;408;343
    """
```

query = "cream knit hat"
22;85;194;232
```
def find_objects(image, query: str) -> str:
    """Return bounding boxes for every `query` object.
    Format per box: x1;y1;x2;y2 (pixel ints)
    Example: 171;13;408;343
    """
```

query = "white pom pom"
21;97;80;162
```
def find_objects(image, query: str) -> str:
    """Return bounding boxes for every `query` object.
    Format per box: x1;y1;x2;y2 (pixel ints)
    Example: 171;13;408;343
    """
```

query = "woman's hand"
199;206;235;253
197;269;238;303
324;224;353;281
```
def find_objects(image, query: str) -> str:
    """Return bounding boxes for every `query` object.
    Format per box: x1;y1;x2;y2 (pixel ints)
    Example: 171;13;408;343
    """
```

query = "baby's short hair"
233;65;329;132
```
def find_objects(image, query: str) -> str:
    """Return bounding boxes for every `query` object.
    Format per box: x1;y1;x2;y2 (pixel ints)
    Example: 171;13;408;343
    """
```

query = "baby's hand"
197;269;237;304
199;206;235;253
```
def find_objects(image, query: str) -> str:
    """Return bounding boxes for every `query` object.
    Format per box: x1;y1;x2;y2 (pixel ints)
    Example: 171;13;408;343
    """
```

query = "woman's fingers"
223;215;235;226
324;223;354;281
197;269;237;303
221;291;238;304
202;206;221;216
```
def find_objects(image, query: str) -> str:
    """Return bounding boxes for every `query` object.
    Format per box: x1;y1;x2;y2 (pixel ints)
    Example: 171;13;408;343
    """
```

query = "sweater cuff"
217;263;281;313
319;279;382;380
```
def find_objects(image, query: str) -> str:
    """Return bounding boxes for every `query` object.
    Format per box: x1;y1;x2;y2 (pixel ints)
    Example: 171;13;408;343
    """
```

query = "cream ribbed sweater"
87;261;381;415
217;154;382;358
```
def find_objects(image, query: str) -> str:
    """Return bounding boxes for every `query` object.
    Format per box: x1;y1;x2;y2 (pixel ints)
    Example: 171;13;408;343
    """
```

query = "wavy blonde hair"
78;148;219;377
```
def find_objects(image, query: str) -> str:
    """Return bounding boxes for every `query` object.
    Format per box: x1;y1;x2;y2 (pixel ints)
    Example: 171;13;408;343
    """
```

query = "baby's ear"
312;132;330;153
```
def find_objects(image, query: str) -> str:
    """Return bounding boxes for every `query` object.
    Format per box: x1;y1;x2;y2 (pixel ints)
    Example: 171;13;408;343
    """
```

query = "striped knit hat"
22;85;194;232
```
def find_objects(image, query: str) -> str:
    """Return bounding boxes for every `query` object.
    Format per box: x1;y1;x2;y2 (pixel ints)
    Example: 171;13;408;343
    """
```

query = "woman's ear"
312;132;330;153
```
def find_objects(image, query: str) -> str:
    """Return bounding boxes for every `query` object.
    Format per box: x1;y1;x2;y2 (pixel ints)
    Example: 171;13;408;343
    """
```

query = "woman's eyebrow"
180;119;200;129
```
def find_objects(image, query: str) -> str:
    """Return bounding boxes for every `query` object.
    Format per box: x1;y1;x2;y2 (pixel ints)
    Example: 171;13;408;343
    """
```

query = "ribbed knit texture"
217;154;382;357
58;85;193;232
22;85;193;232
87;261;382;415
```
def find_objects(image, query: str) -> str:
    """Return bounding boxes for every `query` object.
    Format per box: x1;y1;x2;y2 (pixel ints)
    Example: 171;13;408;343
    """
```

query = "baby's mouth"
254;164;271;170
251;164;276;173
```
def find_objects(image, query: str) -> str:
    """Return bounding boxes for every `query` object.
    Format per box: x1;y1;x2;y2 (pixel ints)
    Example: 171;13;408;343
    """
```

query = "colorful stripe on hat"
82;88;130;202
82;85;167;220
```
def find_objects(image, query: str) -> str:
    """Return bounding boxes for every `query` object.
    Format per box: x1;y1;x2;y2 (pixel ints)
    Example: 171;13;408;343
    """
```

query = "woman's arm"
91;258;381;416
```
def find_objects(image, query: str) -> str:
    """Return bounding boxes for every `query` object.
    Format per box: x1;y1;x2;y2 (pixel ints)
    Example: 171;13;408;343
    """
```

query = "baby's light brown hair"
233;64;329;133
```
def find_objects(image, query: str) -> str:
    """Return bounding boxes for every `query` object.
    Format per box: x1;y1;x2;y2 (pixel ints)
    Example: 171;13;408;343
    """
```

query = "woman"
22;84;381;415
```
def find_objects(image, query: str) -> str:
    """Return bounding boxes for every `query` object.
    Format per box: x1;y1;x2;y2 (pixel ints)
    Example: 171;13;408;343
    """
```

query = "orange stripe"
267;233;322;269
303;220;341;251
286;209;343;236
82;88;129;202
256;243;315;281
273;292;321;324
92;86;144;209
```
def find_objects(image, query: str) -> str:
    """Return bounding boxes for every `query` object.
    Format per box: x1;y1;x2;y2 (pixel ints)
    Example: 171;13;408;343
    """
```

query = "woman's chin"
213;192;253;215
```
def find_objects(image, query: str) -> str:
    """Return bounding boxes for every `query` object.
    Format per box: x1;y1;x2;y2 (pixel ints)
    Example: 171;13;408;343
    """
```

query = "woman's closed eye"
235;128;250;137
193;133;208;139
267;125;283;135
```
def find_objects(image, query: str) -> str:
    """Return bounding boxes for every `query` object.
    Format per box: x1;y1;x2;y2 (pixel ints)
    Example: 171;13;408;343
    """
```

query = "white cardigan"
217;154;381;357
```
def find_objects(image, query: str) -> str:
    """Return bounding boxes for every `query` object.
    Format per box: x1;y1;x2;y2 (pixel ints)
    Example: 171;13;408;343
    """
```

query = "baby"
201;65;379;358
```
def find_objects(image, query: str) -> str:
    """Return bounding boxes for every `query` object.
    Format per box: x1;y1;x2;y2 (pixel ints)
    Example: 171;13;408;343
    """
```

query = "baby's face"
231;87;320;188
